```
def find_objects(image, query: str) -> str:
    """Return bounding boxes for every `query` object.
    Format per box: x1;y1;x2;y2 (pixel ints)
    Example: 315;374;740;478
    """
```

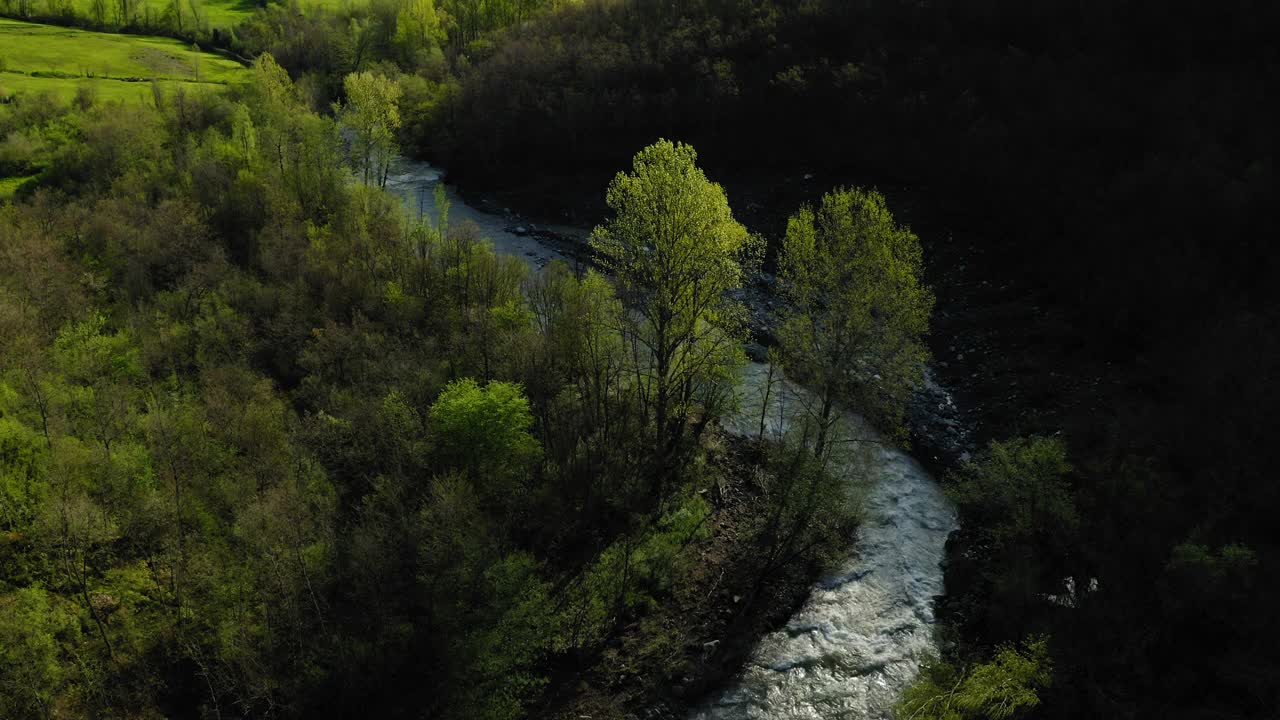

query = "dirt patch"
129;45;198;80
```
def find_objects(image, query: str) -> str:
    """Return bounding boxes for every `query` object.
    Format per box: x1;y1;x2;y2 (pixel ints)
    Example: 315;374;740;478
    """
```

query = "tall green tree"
430;378;540;514
950;437;1077;556
248;54;346;221
777;186;932;456
337;72;402;189
591;139;757;491
526;264;631;459
0;587;76;720
393;0;445;65
949;436;1079;635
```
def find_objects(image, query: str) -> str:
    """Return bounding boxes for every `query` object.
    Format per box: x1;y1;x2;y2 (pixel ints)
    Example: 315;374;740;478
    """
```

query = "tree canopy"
777;186;932;454
338;71;402;188
591;139;759;490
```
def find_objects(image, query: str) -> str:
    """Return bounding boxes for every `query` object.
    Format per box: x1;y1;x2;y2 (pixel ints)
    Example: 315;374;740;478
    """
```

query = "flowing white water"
695;364;957;720
386;158;958;720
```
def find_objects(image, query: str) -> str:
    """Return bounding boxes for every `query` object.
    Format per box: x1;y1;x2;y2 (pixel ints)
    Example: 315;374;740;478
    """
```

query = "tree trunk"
73;550;116;662
757;362;778;453
814;387;835;460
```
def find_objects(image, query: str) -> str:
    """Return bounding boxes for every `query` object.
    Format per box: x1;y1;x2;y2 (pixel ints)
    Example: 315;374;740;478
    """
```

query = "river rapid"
694;365;957;720
386;157;958;720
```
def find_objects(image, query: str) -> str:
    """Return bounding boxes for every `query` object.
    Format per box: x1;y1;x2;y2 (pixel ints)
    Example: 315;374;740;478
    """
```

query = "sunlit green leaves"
591;139;758;478
0;415;45;531
778;186;932;447
337;71;402;188
430;378;541;492
0;586;78;720
897;637;1053;720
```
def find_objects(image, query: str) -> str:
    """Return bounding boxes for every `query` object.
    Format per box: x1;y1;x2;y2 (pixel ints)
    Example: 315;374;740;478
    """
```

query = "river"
695;364;957;719
385;156;958;720
384;157;580;271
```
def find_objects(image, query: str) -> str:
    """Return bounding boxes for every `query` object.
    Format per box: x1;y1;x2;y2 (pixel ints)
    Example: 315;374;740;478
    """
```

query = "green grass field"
1;0;363;33
0;17;244;82
0;71;231;102
0;17;247;101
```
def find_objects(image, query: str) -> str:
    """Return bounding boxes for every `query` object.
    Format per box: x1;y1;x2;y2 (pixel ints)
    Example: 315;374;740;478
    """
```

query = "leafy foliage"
337;71;401;188
591;139;759;488
945;437;1078;643
0;64;864;719
950;438;1076;555
430;378;540;512
898;637;1053;720
777;186;932;453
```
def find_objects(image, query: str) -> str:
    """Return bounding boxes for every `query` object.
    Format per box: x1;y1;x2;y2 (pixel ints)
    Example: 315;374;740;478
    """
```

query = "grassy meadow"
0;17;246;101
0;0;364;33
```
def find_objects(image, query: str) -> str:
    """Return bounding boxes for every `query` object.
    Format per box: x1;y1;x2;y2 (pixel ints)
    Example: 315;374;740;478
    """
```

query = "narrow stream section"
384;157;578;270
386;158;958;720
697;364;957;719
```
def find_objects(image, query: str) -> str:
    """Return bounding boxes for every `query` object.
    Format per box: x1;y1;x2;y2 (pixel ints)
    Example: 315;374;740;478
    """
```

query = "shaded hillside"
422;2;1280;718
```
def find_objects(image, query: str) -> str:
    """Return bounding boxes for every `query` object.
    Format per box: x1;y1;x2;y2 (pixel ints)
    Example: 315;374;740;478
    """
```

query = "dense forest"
1;0;1277;719
1;55;895;718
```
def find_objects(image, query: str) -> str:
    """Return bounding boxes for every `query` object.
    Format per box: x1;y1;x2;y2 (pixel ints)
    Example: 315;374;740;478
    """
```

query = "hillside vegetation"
0;17;246;198
0;1;1275;719
0;49;881;718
